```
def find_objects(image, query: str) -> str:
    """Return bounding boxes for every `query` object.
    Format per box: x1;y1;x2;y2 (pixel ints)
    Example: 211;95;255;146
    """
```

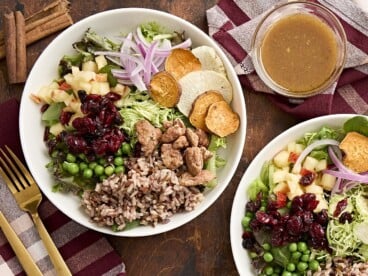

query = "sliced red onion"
328;146;351;173
323;169;368;183
292;139;340;173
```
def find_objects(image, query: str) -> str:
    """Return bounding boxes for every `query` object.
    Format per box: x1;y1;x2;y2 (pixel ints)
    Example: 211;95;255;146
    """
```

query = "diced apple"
273;169;288;184
287;141;296;153
320;173;336;191
273;181;289;194
95;55;108;70
314;194;328;213
285;172;301;183
51;89;71;103
286;178;304;200
303;156;319;171
90;81;110;95
294;143;305;154
49;123;65;136
95;73;108;82
273;150;290;168
315;159;327;172
82;61;98;72
304;183;324;194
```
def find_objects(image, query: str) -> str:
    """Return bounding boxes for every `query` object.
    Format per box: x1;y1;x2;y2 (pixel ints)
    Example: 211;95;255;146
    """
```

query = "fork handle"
0;211;43;276
31;213;72;276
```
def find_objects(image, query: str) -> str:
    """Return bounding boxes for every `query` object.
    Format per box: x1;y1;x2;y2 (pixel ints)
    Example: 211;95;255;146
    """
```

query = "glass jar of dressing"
251;1;346;98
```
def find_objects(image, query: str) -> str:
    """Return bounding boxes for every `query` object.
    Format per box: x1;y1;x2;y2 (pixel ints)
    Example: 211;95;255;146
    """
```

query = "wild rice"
309;257;368;276
81;150;204;230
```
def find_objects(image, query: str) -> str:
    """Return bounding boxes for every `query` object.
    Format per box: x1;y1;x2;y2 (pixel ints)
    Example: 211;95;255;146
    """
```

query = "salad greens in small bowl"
19;8;246;237
230;114;368;275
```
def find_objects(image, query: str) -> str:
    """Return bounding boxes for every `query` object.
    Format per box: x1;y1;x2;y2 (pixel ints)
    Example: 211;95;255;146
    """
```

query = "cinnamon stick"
15;11;27;83
3;12;17;83
0;0;73;60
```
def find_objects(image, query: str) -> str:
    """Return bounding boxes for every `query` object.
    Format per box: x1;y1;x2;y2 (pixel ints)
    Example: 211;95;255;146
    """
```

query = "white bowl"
19;8;246;237
230;114;358;275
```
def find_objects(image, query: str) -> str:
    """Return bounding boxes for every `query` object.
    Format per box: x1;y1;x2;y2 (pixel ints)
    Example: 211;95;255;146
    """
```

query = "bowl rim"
251;0;347;98
230;113;362;275
19;7;247;237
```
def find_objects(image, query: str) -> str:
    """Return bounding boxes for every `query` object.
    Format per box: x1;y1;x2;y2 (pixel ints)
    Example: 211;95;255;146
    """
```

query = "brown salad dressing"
261;13;338;93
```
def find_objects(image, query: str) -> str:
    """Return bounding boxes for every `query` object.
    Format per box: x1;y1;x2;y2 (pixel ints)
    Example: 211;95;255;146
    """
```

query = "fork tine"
4;146;35;186
0;154;25;192
0;165;19;194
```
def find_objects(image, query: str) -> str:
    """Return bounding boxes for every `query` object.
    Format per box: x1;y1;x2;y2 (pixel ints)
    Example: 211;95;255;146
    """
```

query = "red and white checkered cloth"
0;99;126;276
207;0;368;118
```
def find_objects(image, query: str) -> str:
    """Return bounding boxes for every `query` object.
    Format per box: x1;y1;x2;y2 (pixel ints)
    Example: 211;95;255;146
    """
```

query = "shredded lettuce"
119;90;185;138
41;102;65;126
327;185;368;261
205;135;227;188
140;22;175;42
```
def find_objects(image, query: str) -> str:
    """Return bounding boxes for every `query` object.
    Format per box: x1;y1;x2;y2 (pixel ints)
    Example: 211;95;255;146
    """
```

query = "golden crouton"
205;100;240;137
165;48;201;80
339;131;368;173
189;90;225;131
149;71;181;107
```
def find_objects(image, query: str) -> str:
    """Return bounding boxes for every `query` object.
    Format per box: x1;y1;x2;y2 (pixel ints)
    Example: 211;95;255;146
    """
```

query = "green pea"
263;252;273;262
83;168;93;179
301;254;310;262
297;241;307;252
259;206;266;212
98;158;107;166
51;150;59;158
114;165;125;174
67;163;79;175
249;252;258;259
262;243;271;251
66;153;76;163
89;162;98;169
297;262;308;272
99;175;107;182
309;260;319;271
264;266;273;275
114;156;124;166
288;242;298;252
121;142;132;156
291;252;302;260
104;166;114;176
286;263;295;272
79;162;88;170
115;148;123;156
78;153;86;161
282;271;292;276
242;216;251;228
245;211;254;218
62;161;69;171
94;165;104;176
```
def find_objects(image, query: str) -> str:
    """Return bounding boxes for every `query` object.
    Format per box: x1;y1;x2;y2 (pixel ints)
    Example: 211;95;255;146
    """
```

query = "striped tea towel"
207;0;368;118
0;99;126;276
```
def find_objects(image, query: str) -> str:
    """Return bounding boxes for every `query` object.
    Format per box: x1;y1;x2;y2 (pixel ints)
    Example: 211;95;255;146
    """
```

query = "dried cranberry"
334;198;348;217
287;216;303;236
290;196;304;214
60;111;73;125
339;212;353;224
256;211;271;224
309;223;325;240
250;219;262;232
301;211;314;229
105;92;121;101
315;209;329;226
246;200;261;213
41;104;49;113
299;171;316;186
242;231;256;249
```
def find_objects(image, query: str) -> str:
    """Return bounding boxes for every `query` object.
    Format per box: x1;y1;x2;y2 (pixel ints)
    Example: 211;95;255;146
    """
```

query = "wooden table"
0;1;299;275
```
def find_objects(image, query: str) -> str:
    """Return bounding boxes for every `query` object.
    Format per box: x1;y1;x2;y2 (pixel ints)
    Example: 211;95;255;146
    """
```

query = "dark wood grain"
0;1;299;275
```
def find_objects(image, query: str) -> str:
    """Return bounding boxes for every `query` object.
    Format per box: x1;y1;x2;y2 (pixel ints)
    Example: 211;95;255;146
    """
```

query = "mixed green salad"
31;22;232;230
242;116;368;275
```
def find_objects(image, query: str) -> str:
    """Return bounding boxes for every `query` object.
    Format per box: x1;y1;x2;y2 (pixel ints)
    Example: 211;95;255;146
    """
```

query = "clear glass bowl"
251;1;346;98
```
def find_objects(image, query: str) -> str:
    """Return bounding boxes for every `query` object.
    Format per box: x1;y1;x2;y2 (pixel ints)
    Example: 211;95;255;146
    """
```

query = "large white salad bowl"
230;114;361;275
19;8;246;237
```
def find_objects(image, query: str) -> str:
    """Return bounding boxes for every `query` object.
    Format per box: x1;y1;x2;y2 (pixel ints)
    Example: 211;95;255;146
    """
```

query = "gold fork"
0;210;42;275
0;146;72;276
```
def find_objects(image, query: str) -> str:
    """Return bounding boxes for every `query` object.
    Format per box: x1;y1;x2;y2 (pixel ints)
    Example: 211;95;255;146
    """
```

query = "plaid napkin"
207;0;368;118
0;99;126;276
